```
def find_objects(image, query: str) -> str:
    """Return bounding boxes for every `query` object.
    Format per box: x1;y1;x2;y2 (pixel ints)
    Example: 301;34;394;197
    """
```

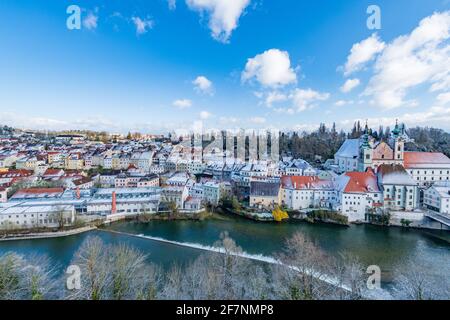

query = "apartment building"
424;183;450;214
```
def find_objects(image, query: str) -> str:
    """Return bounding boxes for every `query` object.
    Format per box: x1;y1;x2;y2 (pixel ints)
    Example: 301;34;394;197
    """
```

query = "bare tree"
328;252;366;300
180;255;218;300
0;252;59;300
50;206;71;231
274;232;331;300
68;236;111;300
206;232;252;299
160;264;184;299
110;244;147;300
135;264;163;300
241;265;272;300
0;253;22;299
174;232;272;300
18;254;59;300
393;260;450;300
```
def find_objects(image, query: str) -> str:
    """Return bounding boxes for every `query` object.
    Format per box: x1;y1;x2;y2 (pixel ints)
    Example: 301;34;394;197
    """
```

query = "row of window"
410;170;450;175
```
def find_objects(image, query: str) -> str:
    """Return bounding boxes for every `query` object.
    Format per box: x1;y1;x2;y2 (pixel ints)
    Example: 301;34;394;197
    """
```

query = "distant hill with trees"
280;122;450;163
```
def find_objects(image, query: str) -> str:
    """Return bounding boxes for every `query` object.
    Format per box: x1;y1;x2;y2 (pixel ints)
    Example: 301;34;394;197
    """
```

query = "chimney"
112;191;117;214
76;187;80;199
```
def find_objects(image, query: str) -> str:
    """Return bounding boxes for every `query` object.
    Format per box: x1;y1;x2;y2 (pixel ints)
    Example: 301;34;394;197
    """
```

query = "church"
335;121;409;172
334;121;450;186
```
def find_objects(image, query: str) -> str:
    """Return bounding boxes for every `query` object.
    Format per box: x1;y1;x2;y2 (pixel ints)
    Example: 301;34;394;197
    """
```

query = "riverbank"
113;210;227;223
0;225;96;241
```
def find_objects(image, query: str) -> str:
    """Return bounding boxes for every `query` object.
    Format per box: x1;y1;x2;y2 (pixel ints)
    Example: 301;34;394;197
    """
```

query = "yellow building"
65;155;84;170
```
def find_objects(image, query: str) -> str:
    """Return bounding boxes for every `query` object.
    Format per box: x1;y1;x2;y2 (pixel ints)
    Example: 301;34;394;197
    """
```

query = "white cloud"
173;99;192;109
334;100;354;107
242;49;297;88
186;0;250;43
131;16;154;35
168;0;177;10
289;88;330;112
249;116;266;124
83;12;98;30
343;33;385;75
265;91;288;107
193;76;214;95
363;11;450;109
340;105;450;130
0;112;122;132
437;92;450;105
199;110;212;119
219;116;240;124
274;107;295;115
340;78;360;93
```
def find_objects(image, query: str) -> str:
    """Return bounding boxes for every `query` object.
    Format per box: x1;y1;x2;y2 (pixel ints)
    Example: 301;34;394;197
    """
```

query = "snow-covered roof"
340;170;380;193
281;176;333;190
404;152;450;169
377;164;416;186
335;139;359;159
432;185;450;198
0;203;73;215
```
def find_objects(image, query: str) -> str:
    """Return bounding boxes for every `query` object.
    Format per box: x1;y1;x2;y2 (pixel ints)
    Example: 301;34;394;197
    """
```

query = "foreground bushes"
0;232;448;300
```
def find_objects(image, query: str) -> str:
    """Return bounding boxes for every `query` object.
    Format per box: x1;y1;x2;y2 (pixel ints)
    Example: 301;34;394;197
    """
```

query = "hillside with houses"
0;122;449;232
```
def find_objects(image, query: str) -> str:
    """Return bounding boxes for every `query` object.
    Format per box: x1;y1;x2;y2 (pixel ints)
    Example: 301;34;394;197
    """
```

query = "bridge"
424;211;450;228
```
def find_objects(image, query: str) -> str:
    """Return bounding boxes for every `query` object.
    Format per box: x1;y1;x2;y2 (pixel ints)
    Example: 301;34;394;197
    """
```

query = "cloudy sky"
0;0;449;134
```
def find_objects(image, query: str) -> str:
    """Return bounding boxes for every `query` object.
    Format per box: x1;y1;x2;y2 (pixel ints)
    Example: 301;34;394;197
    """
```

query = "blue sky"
0;0;449;134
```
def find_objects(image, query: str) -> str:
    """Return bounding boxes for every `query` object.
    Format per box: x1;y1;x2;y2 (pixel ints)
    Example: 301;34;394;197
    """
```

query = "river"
0;214;449;297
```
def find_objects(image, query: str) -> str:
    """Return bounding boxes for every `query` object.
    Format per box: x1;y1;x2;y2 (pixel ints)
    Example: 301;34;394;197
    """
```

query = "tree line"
280;122;450;162
0;232;448;300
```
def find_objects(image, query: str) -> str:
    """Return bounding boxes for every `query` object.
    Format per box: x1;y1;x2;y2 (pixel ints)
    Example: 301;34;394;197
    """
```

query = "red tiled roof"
281;176;333;189
0;169;33;178
43;168;64;176
73;177;92;186
403;152;450;168
344;169;380;193
281;176;319;189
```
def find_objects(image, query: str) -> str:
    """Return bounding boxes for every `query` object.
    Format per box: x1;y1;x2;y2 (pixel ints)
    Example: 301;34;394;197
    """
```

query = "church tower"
358;122;373;171
392;120;404;163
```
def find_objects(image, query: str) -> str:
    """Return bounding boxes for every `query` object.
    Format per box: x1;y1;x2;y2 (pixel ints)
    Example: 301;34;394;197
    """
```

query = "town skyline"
1;0;450;304
1;0;450;134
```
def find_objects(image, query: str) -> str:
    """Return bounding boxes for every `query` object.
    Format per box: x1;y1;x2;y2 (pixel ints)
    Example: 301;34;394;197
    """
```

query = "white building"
280;176;335;210
377;164;419;212
281;159;316;176
424;183;450;214
188;160;204;175
335;169;383;222
161;186;188;209
203;181;222;206
87;187;161;215
0;203;75;229
403;152;450;186
334;139;359;173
